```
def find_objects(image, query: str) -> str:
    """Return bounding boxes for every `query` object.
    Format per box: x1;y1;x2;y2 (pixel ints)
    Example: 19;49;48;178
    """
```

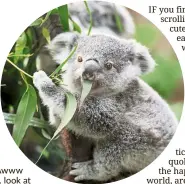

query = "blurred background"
130;9;184;119
1;1;184;182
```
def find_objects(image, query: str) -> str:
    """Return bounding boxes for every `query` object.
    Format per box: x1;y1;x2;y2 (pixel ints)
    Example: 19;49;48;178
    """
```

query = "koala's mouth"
81;78;104;95
80;71;104;94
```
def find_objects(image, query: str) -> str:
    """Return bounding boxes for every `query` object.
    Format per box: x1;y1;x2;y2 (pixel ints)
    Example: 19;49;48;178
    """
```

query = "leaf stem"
8;53;33;57
84;1;93;36
35;139;53;164
20;72;29;89
50;44;78;77
6;58;33;79
114;5;124;33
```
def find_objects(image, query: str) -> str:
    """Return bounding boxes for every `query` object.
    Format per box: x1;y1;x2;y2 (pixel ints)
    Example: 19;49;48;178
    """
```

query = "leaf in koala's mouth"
80;80;93;106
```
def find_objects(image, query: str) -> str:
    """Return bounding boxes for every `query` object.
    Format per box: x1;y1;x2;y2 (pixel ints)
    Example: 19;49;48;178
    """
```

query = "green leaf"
80;80;92;106
36;92;77;164
16;32;27;50
14;32;27;62
25;28;34;48
84;1;93;35
70;17;82;33
12;85;37;146
114;5;124;33
73;22;82;33
42;27;51;44
41;11;52;26
50;8;59;14
30;17;43;26
41;129;52;140
54;92;77;137
58;5;69;32
4;113;49;129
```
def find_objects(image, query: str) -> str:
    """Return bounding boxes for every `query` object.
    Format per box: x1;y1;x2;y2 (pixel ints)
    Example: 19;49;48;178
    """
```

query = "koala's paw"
33;71;52;89
70;161;93;182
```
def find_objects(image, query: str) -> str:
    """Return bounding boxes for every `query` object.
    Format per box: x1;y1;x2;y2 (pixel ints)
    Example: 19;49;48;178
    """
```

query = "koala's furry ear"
128;40;156;75
46;32;79;64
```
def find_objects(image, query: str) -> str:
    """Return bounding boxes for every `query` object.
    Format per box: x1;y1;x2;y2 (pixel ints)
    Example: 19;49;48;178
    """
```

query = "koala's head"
48;33;155;94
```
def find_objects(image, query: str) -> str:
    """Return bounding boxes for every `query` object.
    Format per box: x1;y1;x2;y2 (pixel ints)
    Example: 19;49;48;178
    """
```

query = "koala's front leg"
33;71;66;125
70;145;122;182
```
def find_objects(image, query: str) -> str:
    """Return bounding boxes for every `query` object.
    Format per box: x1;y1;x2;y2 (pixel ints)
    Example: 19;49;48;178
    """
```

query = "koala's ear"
127;39;156;75
46;32;79;64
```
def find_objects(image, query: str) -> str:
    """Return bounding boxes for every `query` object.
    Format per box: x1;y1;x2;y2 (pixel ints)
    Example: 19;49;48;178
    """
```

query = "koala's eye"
105;62;112;70
77;56;83;62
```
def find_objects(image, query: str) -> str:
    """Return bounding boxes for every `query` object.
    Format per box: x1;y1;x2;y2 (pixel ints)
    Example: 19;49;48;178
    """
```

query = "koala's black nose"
82;59;100;80
82;70;95;81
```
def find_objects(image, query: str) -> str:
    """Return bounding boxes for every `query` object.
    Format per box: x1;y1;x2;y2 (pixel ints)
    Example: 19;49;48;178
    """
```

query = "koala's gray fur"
33;33;178;182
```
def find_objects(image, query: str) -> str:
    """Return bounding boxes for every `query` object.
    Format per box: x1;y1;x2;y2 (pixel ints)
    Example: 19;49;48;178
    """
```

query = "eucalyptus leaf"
53;92;77;137
84;1;93;35
12;85;37;146
80;80;93;106
41;129;52;140
30;18;43;26
42;27;51;43
58;5;69;32
4;112;48;129
41;11;52;26
73;21;82;33
114;5;124;33
70;17;82;33
14;32;27;62
36;92;77;163
15;32;27;51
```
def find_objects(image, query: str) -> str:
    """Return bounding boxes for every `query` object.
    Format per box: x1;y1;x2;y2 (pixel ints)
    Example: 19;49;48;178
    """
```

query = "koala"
33;33;178;182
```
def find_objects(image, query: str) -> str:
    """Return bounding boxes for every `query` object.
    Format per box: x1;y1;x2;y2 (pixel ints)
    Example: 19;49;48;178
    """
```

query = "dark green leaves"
58;5;69;32
12;85;37;146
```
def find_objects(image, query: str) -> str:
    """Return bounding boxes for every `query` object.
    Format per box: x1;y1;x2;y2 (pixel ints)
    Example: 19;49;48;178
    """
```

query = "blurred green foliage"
135;23;183;119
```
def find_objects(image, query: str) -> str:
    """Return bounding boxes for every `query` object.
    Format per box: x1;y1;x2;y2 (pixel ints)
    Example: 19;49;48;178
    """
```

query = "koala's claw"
70;169;87;182
70;161;93;181
74;175;86;182
33;70;52;89
69;168;82;176
72;160;92;169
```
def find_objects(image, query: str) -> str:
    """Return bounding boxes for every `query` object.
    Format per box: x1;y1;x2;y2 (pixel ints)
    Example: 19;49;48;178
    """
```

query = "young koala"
33;33;178;182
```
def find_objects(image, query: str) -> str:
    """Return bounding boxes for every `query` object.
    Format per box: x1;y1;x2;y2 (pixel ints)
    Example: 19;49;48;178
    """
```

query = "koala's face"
48;33;155;94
